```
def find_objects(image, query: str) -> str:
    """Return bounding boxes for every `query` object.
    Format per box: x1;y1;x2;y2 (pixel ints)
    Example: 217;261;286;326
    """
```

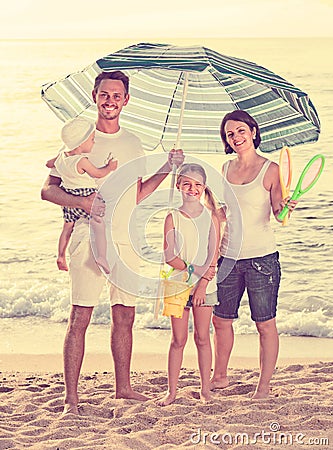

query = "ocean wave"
0;282;332;338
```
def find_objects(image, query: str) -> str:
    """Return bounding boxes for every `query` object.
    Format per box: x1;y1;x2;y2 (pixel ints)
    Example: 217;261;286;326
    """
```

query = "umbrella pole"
168;72;189;205
154;72;189;320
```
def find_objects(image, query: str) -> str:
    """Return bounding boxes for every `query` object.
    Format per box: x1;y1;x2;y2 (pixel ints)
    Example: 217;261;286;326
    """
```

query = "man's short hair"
94;71;129;95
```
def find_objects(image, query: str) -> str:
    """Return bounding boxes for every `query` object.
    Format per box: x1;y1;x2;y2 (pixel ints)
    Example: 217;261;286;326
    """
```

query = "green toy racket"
279;146;293;226
277;154;325;221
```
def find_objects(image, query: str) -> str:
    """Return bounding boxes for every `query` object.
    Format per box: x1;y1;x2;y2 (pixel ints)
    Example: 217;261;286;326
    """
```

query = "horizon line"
1;35;333;41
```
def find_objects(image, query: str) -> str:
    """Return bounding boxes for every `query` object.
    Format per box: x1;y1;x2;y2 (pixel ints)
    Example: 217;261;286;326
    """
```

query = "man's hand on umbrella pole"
168;148;184;170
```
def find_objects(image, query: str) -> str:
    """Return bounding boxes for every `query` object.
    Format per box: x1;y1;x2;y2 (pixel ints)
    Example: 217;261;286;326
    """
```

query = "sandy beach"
1;326;332;450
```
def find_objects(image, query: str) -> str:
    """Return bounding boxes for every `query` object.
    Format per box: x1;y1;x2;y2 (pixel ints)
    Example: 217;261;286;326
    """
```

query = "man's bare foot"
96;257;110;274
200;389;212;403
156;391;176;406
61;403;79;416
210;377;229;390
57;257;68;271
115;389;149;401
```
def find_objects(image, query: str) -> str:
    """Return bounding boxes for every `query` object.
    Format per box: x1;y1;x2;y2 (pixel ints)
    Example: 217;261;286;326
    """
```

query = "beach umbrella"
41;42;320;154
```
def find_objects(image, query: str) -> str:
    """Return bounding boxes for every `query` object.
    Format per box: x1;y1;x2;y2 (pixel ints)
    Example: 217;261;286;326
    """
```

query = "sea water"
0;38;332;338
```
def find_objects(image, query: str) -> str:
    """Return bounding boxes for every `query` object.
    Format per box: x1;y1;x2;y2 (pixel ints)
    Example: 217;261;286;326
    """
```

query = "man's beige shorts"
68;222;139;307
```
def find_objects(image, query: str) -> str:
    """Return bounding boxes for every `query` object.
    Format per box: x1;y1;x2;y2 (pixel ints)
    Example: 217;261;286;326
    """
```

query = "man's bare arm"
136;161;171;204
41;175;102;215
136;149;184;204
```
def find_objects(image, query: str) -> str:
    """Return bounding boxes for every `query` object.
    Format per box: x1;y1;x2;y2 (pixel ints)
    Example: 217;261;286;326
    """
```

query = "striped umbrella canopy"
41;42;320;153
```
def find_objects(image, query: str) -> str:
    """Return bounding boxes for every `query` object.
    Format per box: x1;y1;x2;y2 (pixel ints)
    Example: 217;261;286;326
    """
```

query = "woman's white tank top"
220;159;276;259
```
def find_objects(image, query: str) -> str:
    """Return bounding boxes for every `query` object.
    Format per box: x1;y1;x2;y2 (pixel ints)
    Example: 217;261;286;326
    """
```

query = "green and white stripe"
41;42;320;153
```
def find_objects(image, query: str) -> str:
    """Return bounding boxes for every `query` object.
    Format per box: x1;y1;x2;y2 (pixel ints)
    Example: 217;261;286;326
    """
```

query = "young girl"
46;117;118;273
157;163;221;405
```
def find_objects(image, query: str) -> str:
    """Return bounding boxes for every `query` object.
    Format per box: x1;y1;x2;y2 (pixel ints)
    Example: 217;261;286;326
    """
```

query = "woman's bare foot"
156;391;176;406
200;389;212;403
61;403;79;416
210;377;229;390
96;257;110;274
57;256;68;271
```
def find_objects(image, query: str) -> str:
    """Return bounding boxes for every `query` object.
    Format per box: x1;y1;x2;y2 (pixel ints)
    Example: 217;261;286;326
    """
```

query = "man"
41;71;184;415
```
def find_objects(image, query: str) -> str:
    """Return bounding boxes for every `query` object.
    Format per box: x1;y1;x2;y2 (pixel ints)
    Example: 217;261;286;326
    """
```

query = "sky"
1;0;333;39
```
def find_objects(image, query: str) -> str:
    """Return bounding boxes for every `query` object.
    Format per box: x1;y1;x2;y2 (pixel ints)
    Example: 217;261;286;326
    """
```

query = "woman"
211;110;296;399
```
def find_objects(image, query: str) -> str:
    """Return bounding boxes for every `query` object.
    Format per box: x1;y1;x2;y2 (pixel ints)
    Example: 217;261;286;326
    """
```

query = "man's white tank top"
220;159;276;260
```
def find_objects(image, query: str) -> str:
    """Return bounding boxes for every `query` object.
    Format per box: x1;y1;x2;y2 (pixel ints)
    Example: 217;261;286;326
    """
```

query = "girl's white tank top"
171;206;216;294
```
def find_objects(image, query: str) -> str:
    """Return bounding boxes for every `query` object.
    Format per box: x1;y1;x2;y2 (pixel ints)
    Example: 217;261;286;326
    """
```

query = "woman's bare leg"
252;318;279;399
211;316;234;389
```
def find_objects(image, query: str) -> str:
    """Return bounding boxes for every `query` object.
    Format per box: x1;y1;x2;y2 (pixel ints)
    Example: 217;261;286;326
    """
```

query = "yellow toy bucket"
162;279;192;319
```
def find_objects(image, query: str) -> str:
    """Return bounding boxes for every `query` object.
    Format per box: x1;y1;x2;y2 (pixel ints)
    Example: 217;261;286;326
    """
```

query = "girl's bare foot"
61;403;79;416
252;388;270;400
156;391;176;406
115;388;149;401
57;257;68;271
96;257;110;274
251;381;271;399
210;377;229;390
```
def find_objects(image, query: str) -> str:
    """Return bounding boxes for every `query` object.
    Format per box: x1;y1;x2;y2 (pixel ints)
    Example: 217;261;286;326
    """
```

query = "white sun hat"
61;117;95;150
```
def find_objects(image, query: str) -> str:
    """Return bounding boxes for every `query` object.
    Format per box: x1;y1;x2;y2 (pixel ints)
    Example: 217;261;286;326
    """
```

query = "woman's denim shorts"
213;252;281;322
